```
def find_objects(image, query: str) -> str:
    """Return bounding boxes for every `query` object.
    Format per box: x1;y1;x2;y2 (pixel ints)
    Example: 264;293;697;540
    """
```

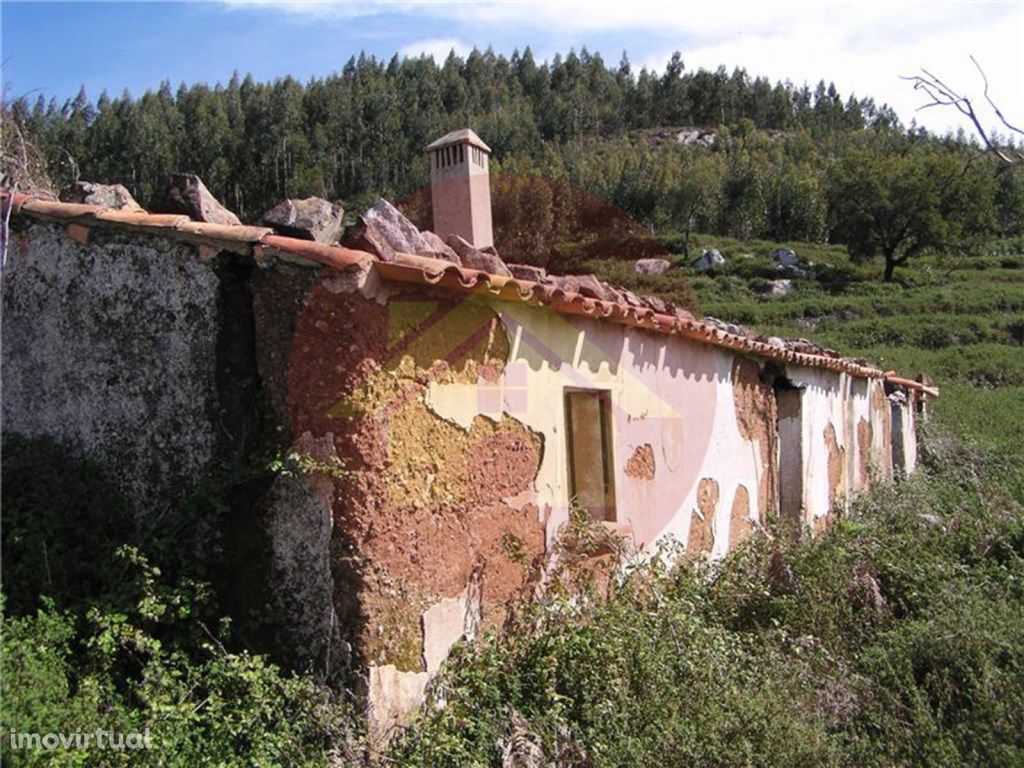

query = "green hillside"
587;235;1024;457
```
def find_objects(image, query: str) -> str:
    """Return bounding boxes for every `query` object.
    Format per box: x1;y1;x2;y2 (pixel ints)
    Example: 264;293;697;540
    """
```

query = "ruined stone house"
1;128;934;738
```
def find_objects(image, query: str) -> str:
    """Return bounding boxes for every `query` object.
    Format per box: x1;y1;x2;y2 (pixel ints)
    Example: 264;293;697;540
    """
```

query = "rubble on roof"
508;263;546;282
444;234;511;276
3;187;940;390
418;230;458;261
262;197;344;244
160;173;241;226
703;316;749;337
60;181;143;212
543;273;620;303
345;198;460;265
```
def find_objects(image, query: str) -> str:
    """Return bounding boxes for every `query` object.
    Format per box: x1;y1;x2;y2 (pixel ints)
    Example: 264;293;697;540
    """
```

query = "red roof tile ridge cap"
259;233;377;265
9;190;43;214
21;197;104;218
884;373;939;397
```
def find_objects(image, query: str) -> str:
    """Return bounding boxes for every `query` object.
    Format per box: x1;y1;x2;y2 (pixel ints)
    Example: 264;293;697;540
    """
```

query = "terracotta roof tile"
21;198;104;220
175;221;275;255
90;210;191;229
3;190;935;394
259;234;375;271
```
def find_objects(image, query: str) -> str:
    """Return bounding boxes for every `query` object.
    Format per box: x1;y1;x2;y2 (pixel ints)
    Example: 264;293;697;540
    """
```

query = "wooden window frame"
564;388;617;522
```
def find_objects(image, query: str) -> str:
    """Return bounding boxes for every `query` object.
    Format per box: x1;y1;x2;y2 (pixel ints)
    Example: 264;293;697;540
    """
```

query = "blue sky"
2;1;1021;135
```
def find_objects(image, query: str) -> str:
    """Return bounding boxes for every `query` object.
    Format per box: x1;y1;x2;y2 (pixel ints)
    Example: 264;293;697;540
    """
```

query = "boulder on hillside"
770;247;799;267
59;181;143;211
694;248;725;270
764;278;795;297
263;197;344;243
508;263;547;282
160;173;240;226
444;234;511;276
346;198;460;264
676;128;716;147
632;257;672;276
774;263;809;278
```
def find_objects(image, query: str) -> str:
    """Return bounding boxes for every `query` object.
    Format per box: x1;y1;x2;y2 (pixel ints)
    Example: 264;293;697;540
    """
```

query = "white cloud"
218;0;1023;134
399;37;471;61
636;4;1023;135
217;0;385;19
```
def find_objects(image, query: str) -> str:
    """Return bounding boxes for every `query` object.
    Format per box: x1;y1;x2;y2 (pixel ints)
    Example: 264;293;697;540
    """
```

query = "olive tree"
829;138;997;281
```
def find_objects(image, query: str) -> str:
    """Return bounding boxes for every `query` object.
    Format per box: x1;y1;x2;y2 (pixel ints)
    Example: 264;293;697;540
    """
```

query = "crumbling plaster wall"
423;300;765;561
785;366;850;528
4;223;914;744
781;367;896;529
890;393;918;476
1;223;221;520
286;274;774;738
283;281;544;670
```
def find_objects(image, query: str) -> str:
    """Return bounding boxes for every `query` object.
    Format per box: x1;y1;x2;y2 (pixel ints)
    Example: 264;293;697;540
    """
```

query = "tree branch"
971;55;1023;137
902;59;1023;167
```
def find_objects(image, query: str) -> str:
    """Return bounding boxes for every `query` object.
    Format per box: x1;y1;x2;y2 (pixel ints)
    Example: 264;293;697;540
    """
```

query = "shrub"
1;435;134;615
0;548;363;767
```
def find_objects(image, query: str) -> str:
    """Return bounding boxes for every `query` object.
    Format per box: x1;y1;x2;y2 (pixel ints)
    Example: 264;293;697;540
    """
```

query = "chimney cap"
426;128;491;153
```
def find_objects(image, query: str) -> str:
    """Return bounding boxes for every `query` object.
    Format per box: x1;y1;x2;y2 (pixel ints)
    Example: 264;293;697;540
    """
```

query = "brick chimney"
427;128;493;249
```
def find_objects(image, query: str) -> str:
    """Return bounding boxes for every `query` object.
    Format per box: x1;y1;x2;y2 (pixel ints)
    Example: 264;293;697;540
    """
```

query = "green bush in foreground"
0;547;362;767
391;428;1024;767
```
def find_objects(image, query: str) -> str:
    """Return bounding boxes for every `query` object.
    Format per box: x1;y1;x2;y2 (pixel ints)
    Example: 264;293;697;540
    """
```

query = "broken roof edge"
2;190;936;396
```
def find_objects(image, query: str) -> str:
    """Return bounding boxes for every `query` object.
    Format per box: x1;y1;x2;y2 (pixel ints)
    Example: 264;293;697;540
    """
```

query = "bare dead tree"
904;56;1023;167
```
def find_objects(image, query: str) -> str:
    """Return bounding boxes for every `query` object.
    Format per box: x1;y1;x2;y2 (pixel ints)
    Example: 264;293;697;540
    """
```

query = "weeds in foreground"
391;427;1024;767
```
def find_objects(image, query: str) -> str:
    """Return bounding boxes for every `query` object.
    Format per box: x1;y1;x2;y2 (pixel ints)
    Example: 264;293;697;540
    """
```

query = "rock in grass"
694;248;725;270
632;258;672;275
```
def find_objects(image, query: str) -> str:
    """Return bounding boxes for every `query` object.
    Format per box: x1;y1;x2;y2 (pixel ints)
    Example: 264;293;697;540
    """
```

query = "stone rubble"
60;181;144;212
160;173;241;226
262;196;344;244
444;233;512;276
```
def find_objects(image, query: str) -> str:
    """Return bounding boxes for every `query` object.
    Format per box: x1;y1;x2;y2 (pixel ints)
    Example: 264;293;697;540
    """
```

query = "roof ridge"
1;189;935;393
